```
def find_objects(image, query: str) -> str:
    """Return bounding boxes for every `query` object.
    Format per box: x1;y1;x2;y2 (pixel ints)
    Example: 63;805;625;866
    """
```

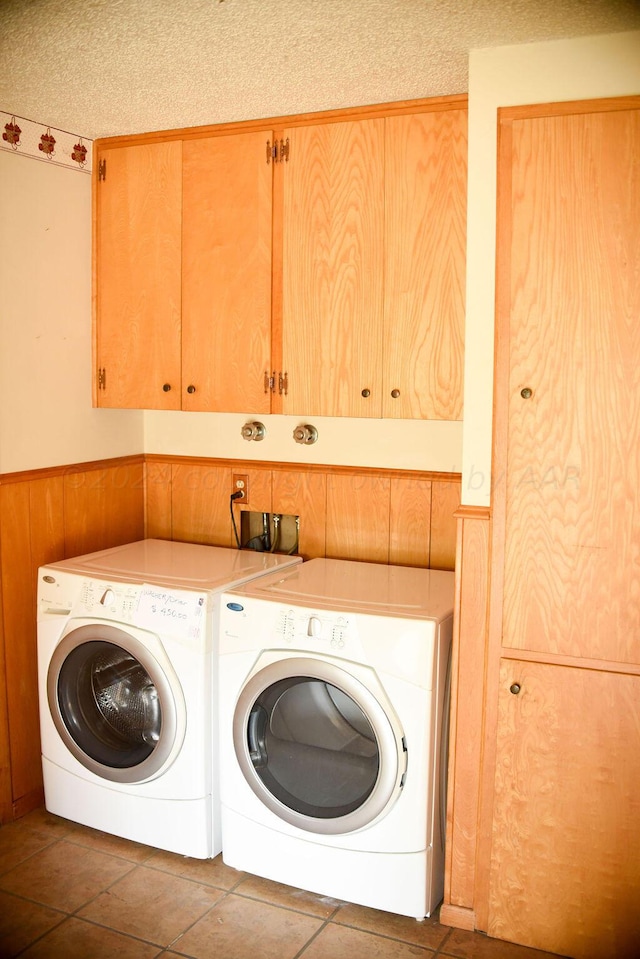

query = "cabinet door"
95;141;182;409
182;132;273;412
499;106;640;663
383;110;466;419
488;660;640;958
282;119;385;417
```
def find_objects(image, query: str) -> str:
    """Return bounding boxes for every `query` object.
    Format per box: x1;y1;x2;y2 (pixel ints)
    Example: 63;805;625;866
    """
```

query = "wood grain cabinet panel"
500;107;640;663
383;109;466;419
96;132;273;413
182;133;273;413
488;660;640;958
281;118;385;417
95;141;182;409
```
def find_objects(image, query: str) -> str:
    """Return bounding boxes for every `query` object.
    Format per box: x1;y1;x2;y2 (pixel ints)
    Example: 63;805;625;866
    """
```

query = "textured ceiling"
1;0;639;140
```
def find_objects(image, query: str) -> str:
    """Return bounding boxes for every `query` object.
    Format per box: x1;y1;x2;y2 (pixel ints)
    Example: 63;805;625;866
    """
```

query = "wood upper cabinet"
281;106;466;419
94;97;466;417
281;118;385;418
383;110;466;419
95;131;273;411
182;132;272;413
95;141;182;409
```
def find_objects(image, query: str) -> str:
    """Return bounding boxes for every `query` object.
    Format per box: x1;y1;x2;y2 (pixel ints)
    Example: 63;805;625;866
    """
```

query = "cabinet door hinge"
264;370;276;393
98;159;107;181
266;138;290;164
278;371;288;395
98;367;106;390
278;137;290;162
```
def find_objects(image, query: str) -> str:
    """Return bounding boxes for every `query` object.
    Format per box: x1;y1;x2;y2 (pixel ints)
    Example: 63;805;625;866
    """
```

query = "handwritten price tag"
134;586;206;640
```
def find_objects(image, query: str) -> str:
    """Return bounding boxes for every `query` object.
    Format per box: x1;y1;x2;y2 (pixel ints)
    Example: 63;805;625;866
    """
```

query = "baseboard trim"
439;903;477;931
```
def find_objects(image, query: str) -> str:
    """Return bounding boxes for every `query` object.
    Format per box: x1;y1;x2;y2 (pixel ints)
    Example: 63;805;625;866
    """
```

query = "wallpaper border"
1;111;93;174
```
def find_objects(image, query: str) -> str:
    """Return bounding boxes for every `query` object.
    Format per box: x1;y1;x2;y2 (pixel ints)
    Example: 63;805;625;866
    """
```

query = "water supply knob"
241;421;266;442
293;424;318;445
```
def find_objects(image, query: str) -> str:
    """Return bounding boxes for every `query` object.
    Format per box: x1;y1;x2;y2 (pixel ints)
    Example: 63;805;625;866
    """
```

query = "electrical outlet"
232;473;249;502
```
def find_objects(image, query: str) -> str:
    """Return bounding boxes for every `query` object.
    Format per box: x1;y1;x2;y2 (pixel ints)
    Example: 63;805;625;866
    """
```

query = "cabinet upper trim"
94;94;468;151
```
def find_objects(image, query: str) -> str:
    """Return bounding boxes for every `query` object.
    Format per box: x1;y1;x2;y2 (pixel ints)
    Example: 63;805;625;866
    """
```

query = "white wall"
463;30;640;506
144;412;463;472
0;150;143;473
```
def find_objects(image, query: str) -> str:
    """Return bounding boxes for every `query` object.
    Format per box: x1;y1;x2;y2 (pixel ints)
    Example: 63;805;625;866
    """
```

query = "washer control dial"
307;615;322;639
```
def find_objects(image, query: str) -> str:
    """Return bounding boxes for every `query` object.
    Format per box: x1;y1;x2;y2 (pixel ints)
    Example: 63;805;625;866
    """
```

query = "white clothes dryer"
37;539;301;859
217;557;453;919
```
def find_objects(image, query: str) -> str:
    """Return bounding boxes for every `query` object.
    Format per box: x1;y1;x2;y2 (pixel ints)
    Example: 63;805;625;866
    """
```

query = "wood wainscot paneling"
145;456;460;569
0;456;144;822
271;470;327;560
440;505;490;932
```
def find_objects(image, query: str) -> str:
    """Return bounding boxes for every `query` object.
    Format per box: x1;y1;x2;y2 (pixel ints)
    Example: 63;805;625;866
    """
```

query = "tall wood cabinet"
481;97;640;958
93;97;466;418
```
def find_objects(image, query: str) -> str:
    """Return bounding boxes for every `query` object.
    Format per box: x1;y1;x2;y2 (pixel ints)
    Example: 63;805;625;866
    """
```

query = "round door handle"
187;385;196;394
391;389;400;398
361;388;370;398
509;683;522;695
520;387;533;399
162;383;171;392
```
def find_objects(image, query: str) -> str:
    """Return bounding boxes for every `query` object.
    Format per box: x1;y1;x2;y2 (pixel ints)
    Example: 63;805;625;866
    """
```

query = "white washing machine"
37;539;301;859
217;557;453;919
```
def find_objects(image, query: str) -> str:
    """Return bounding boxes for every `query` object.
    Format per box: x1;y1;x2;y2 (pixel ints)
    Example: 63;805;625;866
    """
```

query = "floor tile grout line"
290;913;337;959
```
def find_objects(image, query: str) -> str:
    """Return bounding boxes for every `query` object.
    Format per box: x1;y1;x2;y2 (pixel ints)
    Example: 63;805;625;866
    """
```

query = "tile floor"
0;807;567;959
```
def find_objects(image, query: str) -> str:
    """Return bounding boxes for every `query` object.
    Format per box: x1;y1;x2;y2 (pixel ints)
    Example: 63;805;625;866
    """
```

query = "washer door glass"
234;657;405;835
48;624;181;784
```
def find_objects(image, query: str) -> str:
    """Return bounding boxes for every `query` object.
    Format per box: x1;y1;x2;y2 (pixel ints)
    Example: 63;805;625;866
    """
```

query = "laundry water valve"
241;421;266;442
293;424;318;445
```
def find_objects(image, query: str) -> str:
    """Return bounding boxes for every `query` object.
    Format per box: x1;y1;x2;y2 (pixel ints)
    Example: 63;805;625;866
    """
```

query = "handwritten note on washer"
134;586;206;640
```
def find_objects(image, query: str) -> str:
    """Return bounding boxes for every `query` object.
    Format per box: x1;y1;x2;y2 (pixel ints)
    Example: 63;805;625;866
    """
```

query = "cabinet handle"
391;389;400;398
361;388;370;398
187;385;196;394
509;683;521;695
162;383;171;392
520;387;533;399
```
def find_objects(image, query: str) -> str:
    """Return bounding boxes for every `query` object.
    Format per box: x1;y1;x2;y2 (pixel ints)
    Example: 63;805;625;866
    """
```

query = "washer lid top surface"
41;539;301;590
224;558;454;620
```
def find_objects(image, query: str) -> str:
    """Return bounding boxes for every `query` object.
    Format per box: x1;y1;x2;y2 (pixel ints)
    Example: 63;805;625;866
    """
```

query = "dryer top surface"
224;557;454;621
42;539;302;591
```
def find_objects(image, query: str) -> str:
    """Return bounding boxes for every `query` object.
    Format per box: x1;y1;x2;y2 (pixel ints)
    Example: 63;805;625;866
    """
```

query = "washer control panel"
39;573;142;622
275;607;351;651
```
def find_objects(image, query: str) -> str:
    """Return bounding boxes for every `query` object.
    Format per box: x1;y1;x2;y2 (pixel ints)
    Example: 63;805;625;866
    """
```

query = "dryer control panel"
276;607;351;651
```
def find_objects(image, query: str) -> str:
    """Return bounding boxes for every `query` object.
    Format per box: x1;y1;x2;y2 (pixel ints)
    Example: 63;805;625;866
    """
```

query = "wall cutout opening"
239;511;299;555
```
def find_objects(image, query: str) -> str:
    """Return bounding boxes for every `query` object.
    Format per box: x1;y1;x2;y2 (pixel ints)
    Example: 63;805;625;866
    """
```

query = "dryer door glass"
234;657;405;834
48;624;182;784
248;677;379;818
